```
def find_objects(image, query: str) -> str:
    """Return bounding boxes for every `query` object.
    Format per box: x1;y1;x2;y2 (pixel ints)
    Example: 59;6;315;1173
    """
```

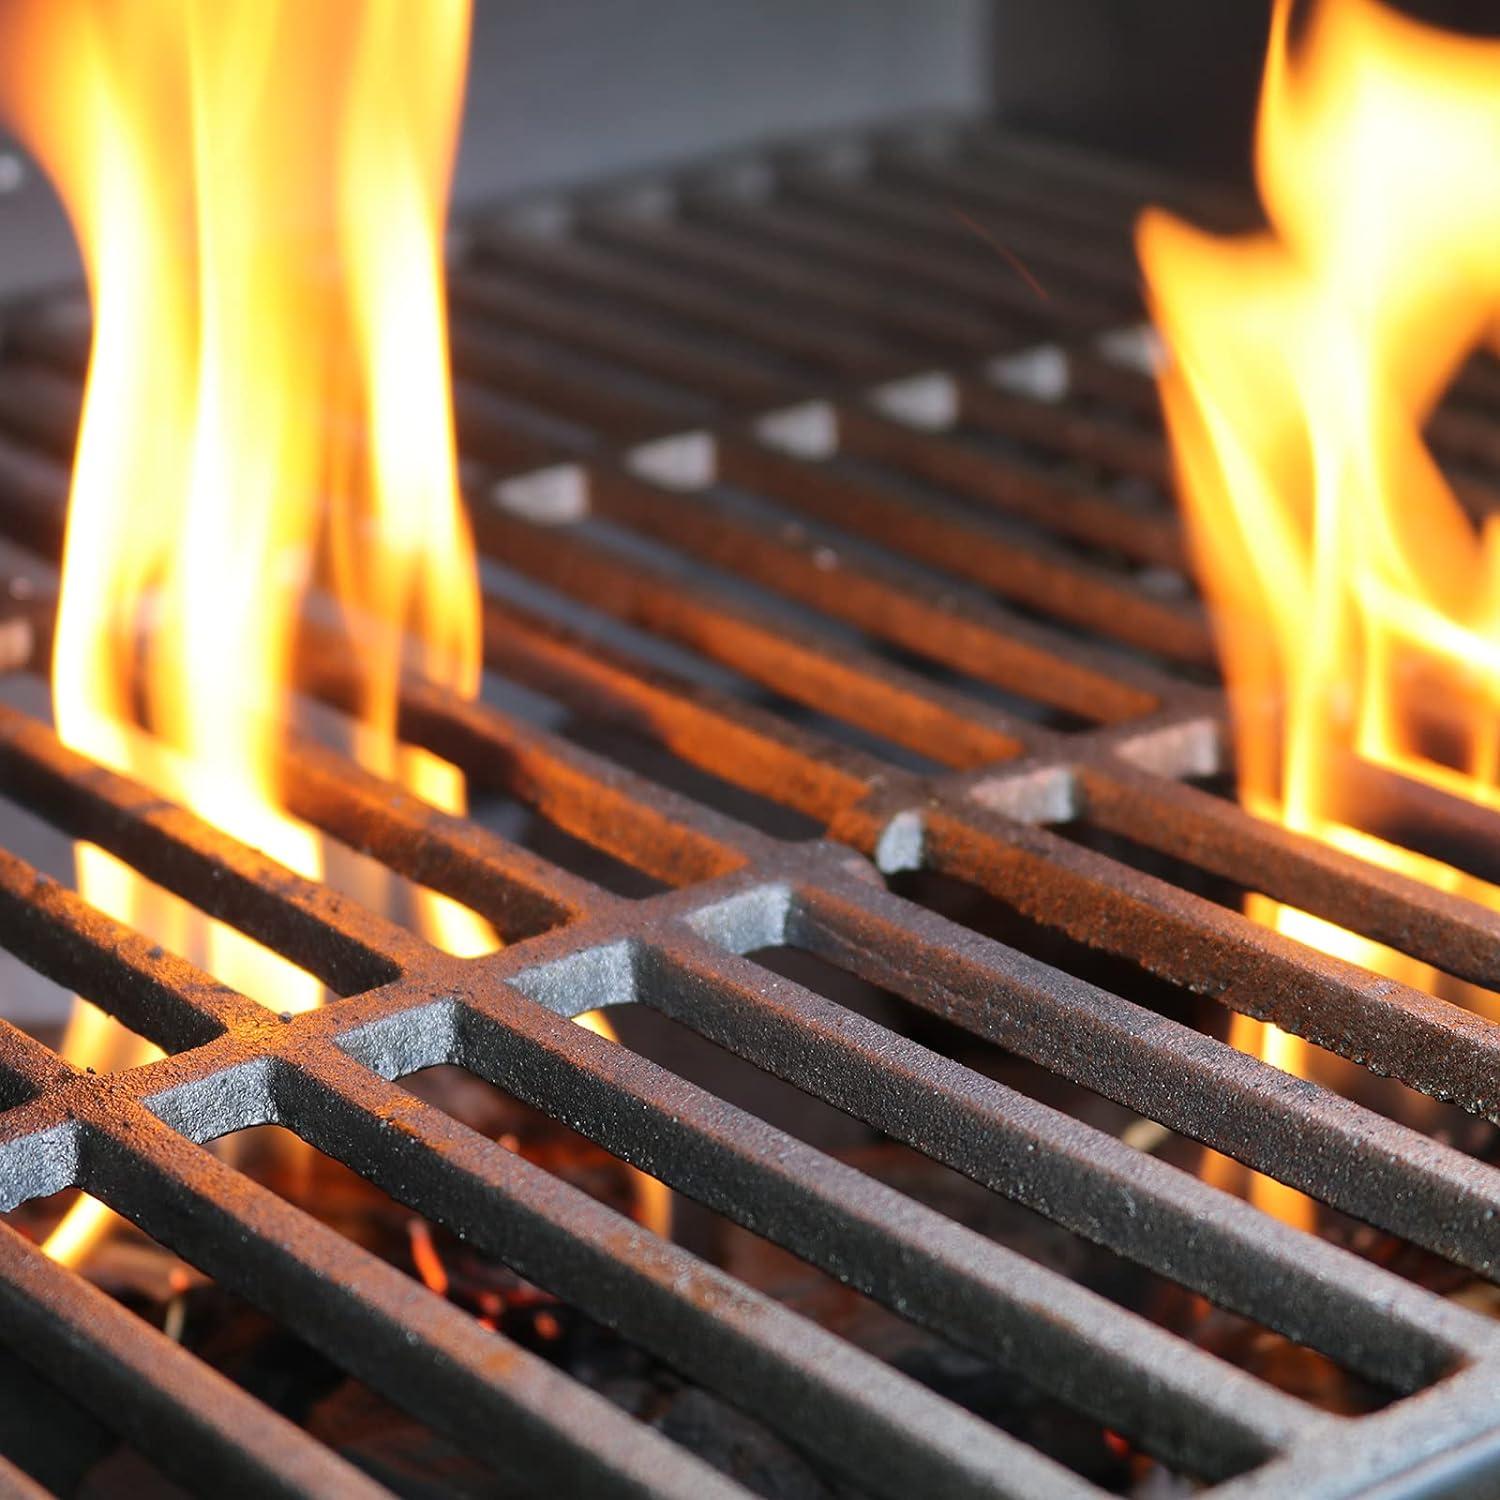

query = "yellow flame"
1138;0;1500;1224
0;0;483;1263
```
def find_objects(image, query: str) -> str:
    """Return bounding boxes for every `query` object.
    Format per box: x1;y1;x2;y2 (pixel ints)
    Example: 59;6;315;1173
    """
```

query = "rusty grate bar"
0;117;1493;1498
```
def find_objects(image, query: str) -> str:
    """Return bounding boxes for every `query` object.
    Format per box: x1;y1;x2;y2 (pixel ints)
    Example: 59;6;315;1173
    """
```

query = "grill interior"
0;115;1497;1498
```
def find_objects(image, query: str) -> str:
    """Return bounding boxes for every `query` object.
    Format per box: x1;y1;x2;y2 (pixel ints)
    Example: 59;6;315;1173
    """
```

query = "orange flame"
408;1218;450;1299
1138;0;1500;1223
0;0;483;1262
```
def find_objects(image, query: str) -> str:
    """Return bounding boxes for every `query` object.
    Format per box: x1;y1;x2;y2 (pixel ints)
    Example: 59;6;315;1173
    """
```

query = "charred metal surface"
0;118;1495;1497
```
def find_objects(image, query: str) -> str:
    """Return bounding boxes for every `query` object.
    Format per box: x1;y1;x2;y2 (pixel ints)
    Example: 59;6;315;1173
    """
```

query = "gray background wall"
989;0;1500;179
991;1;1267;178
454;0;993;202
0;0;994;297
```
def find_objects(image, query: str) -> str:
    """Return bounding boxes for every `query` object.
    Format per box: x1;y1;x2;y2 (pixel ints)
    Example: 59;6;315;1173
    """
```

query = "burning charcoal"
721;1148;1138;1487
307;1381;504;1499
651;1387;833;1500
174;1285;345;1422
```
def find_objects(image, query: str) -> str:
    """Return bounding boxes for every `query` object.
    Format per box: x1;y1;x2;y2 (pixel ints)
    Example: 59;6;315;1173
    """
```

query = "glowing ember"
408;1218;450;1299
0;0;484;1262
1138;0;1500;1222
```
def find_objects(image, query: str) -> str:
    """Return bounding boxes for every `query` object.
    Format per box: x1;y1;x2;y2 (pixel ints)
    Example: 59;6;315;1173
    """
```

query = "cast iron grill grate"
0;117;1494;1498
